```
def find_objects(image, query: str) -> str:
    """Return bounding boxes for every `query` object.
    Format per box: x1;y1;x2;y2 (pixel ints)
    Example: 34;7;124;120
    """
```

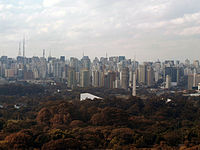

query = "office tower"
193;70;196;87
188;74;193;90
5;69;16;78
115;78;120;88
39;58;48;79
184;68;193;76
165;75;171;89
132;72;136;96
138;64;147;84
185;59;190;67
18;42;21;56
80;69;90;87
81;56;91;70
176;60;180;67
120;67;129;90
187;73;200;90
103;71;116;89
92;70;100;87
76;72;80;85
164;67;179;83
103;73;109;88
70;57;79;72
119;56;125;62
108;71;116;89
33;68;39;79
154;60;161;71
99;71;105;87
67;67;76;89
155;71;159;82
47;61;53;76
147;66;154;86
23;37;25;58
61;64;67;79
60;56;65;62
53;61;62;78
164;60;174;67
193;60;199;68
198;83;200;92
24;70;34;80
17;69;23;79
43;49;45;58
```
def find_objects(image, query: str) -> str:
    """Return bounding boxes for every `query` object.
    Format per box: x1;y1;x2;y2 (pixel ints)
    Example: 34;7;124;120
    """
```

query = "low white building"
80;93;102;101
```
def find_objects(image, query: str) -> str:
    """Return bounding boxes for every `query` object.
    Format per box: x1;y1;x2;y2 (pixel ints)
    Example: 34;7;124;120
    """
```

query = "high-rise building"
147;66;154;86
193;60;199;68
99;71;104;87
67;67;76;89
103;71;116;89
53;60;63;78
24;70;33;80
132;72;136;96
198;83;200;92
76;72;80;85
70;57;79;72
164;67;179;83
119;56;126;62
5;69;16;78
138;64;147;84
80;69;90;87
115;78;120;88
120;67;129;90
165;75;171;89
92;70;100;87
103;73;109;88
187;73;200;90
108;71;116;89
185;59;190;67
81;56;91;70
33;68;39;79
60;56;65;62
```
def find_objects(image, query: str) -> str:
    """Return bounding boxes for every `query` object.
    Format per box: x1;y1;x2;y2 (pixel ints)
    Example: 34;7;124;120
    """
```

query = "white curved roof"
80;93;102;101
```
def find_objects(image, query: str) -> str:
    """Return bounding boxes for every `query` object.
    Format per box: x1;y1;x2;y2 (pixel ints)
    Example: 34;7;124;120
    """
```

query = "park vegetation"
0;84;199;149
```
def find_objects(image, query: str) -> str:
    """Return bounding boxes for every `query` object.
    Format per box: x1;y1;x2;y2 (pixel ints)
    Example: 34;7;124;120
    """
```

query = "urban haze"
0;0;200;61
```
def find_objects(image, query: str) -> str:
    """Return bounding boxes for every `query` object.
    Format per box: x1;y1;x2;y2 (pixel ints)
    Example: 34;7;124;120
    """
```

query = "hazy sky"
0;0;200;61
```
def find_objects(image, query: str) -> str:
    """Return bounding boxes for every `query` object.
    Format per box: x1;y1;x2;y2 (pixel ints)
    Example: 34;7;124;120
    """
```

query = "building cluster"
0;54;199;93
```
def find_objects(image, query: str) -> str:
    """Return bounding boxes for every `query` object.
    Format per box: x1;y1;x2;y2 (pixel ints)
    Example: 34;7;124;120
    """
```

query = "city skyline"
0;52;199;63
1;0;200;61
0;50;200;64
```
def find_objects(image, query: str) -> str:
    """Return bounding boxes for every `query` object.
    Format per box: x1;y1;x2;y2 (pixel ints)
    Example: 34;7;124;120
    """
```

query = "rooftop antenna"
134;54;137;72
23;36;25;58
18;42;21;56
43;49;45;58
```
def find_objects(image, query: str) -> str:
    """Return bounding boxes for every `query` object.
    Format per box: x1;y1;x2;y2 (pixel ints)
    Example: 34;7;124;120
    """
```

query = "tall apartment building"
147;66;154;86
92;70;100;87
67;67;76;89
188;73;200;90
80;69;90;88
138;64;147;84
120;67;129;90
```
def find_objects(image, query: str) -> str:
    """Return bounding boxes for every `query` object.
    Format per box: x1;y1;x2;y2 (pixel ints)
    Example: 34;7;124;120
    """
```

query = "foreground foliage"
0;85;199;149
